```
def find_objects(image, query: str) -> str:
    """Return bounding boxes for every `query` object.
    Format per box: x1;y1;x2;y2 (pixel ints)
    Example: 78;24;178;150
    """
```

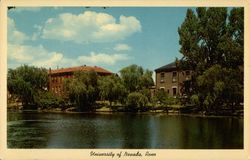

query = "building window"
167;89;169;94
173;88;177;96
160;73;165;83
161;73;165;78
160;87;165;91
172;72;177;82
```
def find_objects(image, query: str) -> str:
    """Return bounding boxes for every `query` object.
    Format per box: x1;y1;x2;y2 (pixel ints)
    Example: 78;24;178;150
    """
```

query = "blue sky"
8;7;188;78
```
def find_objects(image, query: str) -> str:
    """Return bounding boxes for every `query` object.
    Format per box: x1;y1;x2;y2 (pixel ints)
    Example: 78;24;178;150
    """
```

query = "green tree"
98;74;126;106
34;91;64;109
152;89;180;108
126;92;149;111
7;65;48;107
63;71;99;111
197;65;243;112
178;7;243;112
179;7;243;71
119;64;154;93
196;65;225;111
152;89;168;106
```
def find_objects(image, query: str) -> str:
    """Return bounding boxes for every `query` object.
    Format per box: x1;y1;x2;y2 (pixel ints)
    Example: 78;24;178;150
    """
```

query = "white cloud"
114;44;131;51
8;43;63;67
78;52;129;65
42;11;141;43
7;17;69;68
8;44;34;62
7;14;132;69
8;17;28;44
31;25;43;41
32;52;64;67
8;43;130;68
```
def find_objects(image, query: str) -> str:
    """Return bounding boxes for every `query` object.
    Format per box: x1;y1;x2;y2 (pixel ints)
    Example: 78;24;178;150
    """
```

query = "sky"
8;7;189;79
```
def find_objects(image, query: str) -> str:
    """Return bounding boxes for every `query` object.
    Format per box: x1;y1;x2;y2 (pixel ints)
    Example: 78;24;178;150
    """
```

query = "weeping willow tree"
7;65;48;108
64;71;99;111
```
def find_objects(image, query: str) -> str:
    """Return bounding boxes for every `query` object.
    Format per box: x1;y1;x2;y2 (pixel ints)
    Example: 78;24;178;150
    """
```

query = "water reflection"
7;111;243;149
119;114;152;148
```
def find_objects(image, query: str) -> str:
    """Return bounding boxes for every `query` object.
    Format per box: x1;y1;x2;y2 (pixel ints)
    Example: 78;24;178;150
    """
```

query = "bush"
34;91;64;109
151;89;167;106
151;89;180;107
190;94;199;105
126;92;149;111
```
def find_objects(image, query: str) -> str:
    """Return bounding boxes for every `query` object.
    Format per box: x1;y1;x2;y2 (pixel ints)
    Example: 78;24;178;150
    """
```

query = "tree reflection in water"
7;111;243;149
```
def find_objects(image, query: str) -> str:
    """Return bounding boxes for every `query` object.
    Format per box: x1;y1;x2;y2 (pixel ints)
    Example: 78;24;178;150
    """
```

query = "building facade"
155;62;191;97
48;65;113;96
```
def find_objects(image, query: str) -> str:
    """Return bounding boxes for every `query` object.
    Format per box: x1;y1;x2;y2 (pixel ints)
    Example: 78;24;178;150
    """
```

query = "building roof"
155;62;177;72
49;65;113;75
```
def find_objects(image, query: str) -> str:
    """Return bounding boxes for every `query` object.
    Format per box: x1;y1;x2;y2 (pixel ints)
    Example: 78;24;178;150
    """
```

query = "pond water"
7;111;243;149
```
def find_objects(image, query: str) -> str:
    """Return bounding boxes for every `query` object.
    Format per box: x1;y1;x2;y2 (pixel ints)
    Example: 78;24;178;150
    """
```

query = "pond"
7;111;243;149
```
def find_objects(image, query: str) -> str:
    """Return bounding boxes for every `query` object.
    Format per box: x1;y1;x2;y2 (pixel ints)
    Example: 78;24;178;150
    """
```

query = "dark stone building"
155;62;191;97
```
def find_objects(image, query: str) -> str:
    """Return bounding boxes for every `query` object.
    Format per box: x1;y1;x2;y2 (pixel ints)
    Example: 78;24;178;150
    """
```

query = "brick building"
155;62;191;97
48;65;113;96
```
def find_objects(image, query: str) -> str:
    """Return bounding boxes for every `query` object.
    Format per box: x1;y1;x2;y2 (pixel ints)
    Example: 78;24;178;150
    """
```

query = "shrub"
126;92;149;111
34;91;64;109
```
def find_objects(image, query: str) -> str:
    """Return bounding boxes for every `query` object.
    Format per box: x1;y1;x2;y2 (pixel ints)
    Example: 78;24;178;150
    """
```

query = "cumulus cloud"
7;17;66;68
8;43;65;67
8;43;129;68
42;11;141;43
32;52;64;67
8;17;28;44
114;44;131;51
31;25;43;41
7;15;131;69
78;52;129;65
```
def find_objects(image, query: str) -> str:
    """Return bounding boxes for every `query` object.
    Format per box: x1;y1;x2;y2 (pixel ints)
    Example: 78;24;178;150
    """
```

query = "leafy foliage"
152;89;181;108
63;71;99;111
178;7;243;112
126;92;149;111
34;91;64;109
7;65;48;107
119;64;154;93
8;64;155;112
98;74;127;106
152;89;168;106
118;64;154;110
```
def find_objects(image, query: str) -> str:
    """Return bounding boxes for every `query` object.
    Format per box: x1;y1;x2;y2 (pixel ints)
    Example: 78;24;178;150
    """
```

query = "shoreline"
7;107;244;119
